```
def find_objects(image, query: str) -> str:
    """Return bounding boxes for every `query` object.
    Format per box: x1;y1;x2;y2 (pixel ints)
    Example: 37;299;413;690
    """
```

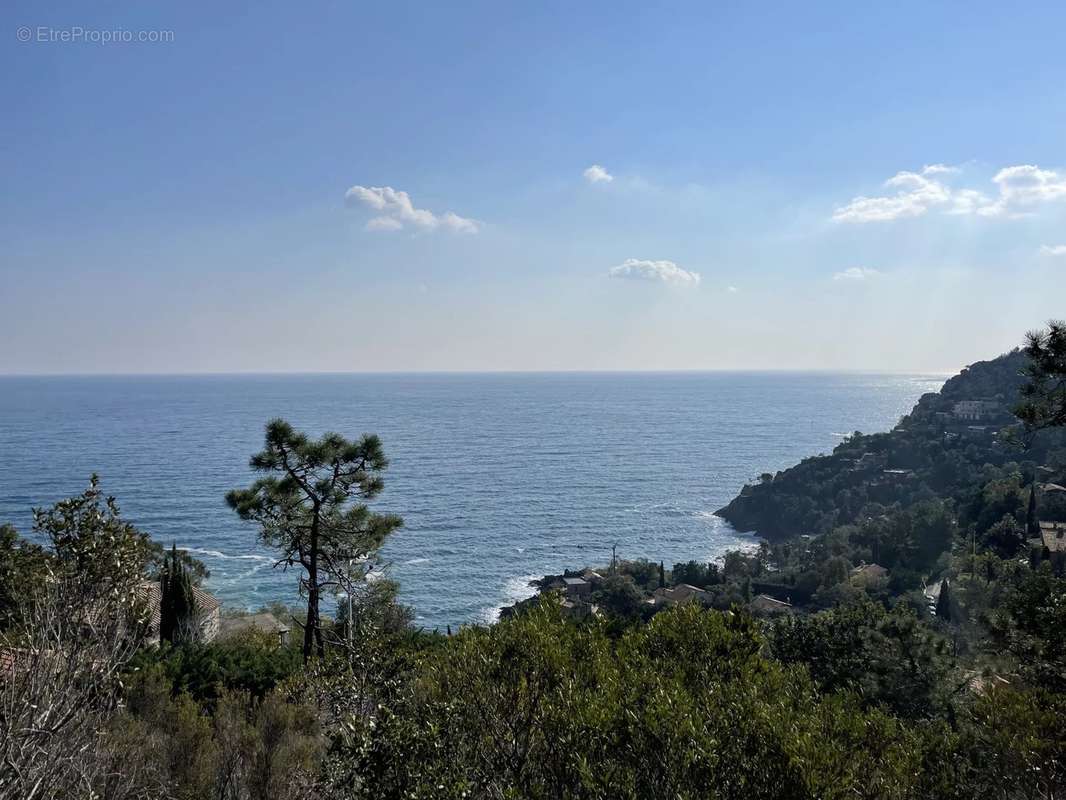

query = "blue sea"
0;372;944;629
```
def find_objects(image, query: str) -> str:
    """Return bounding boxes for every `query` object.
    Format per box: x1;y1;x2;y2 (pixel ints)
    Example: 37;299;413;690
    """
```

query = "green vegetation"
160;543;200;645
3;323;1066;797
227;419;403;662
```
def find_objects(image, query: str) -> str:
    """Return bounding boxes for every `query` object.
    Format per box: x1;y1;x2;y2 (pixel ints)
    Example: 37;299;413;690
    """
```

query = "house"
218;612;291;646
750;594;792;615
854;452;886;470
850;563;889;586
580;568;604;585
137;581;222;644
952;400;1000;421
652;583;710;607
559;597;597;621
562;576;591;598
1040;521;1066;553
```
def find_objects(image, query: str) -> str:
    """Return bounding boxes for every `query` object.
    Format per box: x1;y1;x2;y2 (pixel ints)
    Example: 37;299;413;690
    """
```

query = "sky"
2;1;1065;374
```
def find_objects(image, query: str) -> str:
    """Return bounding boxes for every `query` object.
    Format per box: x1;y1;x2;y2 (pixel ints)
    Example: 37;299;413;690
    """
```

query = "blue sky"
2;1;1065;373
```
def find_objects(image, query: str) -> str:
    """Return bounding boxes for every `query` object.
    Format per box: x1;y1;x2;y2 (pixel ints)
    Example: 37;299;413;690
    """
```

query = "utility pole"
611;543;618;575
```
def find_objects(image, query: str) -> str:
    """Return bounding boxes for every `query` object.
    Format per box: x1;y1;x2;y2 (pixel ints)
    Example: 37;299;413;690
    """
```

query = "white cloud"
832;267;882;281
365;216;403;231
979;165;1066;217
727;285;739;293
440;211;480;234
833;163;1066;223
607;258;700;285
583;164;613;184
921;163;960;176
344;185;480;233
832;165;953;222
1040;244;1066;256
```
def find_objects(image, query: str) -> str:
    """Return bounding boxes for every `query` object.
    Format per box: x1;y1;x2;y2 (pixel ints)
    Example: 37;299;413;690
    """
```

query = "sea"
0;372;945;630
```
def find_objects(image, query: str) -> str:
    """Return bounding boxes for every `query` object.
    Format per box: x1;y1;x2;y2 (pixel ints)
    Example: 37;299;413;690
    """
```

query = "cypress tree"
1026;481;1039;537
659;561;666;588
935;579;953;623
159;547;175;644
160;544;198;645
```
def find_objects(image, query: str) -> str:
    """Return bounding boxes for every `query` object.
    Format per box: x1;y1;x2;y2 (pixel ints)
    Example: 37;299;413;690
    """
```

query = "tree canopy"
227;419;403;661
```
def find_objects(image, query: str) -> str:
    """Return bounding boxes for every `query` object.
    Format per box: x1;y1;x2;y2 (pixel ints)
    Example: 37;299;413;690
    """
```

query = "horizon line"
0;367;957;379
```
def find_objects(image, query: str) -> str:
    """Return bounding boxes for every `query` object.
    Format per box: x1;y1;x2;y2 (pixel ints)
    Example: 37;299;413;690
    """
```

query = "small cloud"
921;163;960;176
583;164;614;184
832;162;1066;223
1040;244;1066;256
833;267;882;281
832;169;952;223
726;286;739;293
980;165;1066;217
608;258;700;285
345;185;480;233
440;211;479;233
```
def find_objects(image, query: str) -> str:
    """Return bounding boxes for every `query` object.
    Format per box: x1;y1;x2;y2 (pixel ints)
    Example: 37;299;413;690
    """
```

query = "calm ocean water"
0;372;943;629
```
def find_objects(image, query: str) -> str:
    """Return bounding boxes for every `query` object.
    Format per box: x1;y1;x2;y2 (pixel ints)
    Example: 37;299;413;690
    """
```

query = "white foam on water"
184;547;271;562
478;573;541;625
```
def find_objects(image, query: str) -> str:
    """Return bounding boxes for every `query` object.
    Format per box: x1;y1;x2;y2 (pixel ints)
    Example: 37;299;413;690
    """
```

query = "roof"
851;563;888;578
1040;483;1066;493
563;576;588;586
751;594;792;612
137;581;221;629
219;612;290;638
653;584;709;604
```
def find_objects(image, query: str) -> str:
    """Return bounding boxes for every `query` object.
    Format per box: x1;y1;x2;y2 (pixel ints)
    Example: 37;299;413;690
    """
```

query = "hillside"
715;350;1056;540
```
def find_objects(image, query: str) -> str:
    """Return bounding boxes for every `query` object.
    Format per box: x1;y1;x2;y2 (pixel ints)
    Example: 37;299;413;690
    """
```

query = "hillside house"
652;583;711;607
1040;521;1066;554
850;563;889;587
559;597;597;621
563;576;591;598
219;612;291;646
953;400;1000;421
750;594;793;615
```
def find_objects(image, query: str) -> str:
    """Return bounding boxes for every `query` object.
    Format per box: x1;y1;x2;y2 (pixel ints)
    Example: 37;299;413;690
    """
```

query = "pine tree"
227;419;403;661
1016;319;1066;439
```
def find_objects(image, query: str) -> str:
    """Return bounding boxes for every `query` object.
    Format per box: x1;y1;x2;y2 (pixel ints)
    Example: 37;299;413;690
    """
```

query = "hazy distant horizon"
0;366;958;379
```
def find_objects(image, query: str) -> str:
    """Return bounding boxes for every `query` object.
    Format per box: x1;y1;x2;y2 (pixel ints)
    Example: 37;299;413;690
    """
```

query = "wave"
183;547;272;562
478;573;542;625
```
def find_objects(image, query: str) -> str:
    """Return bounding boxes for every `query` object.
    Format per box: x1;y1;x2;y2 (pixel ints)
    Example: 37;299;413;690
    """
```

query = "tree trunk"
303;510;321;662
